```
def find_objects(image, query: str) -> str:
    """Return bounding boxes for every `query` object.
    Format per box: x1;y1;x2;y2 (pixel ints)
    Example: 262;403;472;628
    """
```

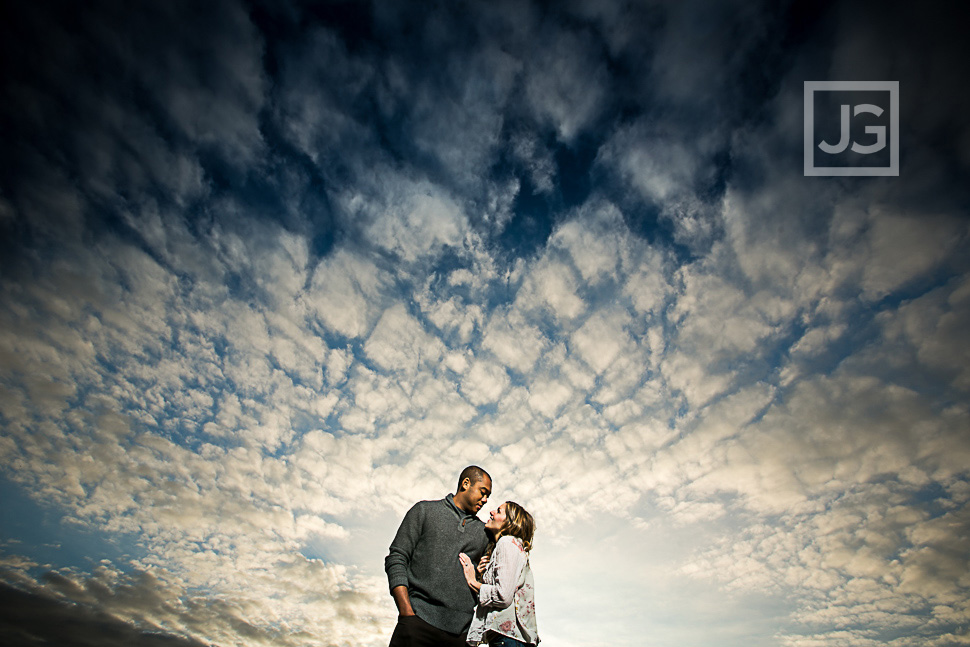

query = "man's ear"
459;477;470;492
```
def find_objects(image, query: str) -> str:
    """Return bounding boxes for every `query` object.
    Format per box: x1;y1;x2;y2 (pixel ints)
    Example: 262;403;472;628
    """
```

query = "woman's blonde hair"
485;501;535;562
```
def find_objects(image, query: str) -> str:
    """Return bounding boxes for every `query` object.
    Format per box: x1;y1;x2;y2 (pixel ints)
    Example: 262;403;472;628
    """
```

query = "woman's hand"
458;553;476;582
476;555;489;575
458;553;482;593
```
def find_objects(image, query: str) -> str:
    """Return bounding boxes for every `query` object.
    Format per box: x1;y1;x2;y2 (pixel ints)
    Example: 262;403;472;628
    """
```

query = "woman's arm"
476;537;526;609
458;553;482;593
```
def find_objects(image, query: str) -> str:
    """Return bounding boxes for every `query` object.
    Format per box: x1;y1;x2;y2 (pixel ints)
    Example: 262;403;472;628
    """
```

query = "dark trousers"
388;614;467;647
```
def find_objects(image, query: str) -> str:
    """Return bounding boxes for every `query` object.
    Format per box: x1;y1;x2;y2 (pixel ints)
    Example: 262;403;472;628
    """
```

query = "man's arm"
390;585;415;616
384;504;422;616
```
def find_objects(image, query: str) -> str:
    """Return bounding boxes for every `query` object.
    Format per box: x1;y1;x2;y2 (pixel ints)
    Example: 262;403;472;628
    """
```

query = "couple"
384;466;540;647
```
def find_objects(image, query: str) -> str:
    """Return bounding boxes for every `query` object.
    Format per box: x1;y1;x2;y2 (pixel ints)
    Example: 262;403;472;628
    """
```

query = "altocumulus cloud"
1;0;969;646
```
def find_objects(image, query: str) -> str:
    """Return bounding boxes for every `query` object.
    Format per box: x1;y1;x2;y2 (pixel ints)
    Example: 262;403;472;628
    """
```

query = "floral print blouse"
466;535;539;645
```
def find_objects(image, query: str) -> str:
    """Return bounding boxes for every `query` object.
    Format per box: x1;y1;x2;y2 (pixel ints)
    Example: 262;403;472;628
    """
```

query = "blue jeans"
489;636;531;647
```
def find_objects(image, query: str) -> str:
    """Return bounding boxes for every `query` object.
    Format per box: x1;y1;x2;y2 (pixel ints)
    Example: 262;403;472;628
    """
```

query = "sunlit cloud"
1;1;969;647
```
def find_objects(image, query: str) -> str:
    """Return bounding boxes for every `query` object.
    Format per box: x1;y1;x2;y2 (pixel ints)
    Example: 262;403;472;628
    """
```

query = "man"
385;466;492;647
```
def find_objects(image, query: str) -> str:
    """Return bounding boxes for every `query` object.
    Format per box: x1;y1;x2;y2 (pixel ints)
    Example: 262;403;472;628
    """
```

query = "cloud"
403;45;520;192
877;274;970;392
514;256;586;325
0;580;210;647
527;378;574;419
857;210;966;301
363;303;445;374
1;1;969;646
306;248;389;339
570;309;635;375
481;309;547;374
460;360;510;407
424;298;484;346
523;26;608;142
550;200;629;286
275;26;379;170
359;181;469;263
508;130;556;194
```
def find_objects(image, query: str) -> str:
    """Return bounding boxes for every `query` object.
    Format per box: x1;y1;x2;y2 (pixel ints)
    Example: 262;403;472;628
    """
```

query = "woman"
458;501;539;646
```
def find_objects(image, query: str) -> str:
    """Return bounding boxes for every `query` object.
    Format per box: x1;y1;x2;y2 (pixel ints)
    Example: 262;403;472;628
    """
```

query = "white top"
466;535;540;645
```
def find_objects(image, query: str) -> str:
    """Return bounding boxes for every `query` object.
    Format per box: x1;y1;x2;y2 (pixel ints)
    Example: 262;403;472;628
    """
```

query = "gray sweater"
385;495;489;634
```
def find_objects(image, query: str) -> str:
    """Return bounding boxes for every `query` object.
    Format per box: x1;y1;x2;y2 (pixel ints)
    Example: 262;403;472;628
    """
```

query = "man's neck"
449;493;474;515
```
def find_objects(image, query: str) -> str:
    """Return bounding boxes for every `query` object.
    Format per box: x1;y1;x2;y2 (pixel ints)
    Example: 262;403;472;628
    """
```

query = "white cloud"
623;246;671;316
615;131;706;203
859;210;965;301
424;297;484;345
481;309;547;374
592;348;655;406
569;309;634;375
550;201;629;285
671;264;778;356
363;187;468;262
306;248;388;339
527;378;574;419
460;359;510;406
443;349;471;374
515;257;586;325
363;303;445;374
3;4;970;646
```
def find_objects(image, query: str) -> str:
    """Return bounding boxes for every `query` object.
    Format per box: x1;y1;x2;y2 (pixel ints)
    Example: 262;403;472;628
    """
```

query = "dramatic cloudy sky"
1;0;968;645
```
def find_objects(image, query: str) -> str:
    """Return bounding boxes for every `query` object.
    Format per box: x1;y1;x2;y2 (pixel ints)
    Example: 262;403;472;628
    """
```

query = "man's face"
455;475;491;514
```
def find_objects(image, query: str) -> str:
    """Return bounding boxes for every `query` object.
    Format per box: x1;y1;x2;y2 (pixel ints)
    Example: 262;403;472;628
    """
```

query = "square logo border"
804;81;899;176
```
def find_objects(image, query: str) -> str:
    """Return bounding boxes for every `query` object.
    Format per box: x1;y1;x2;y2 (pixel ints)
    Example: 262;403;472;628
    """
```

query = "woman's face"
485;502;507;532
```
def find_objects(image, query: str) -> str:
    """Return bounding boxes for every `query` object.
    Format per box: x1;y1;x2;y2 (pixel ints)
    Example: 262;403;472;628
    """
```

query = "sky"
0;0;968;645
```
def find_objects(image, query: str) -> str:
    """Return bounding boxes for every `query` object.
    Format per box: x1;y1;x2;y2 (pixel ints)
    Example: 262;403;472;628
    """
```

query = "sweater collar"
445;493;478;519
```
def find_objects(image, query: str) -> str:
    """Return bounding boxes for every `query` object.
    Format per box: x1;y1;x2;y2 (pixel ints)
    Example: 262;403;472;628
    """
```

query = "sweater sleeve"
477;537;526;609
384;504;422;592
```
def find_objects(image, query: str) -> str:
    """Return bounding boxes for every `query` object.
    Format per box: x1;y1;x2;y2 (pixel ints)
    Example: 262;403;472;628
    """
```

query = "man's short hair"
456;465;490;492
